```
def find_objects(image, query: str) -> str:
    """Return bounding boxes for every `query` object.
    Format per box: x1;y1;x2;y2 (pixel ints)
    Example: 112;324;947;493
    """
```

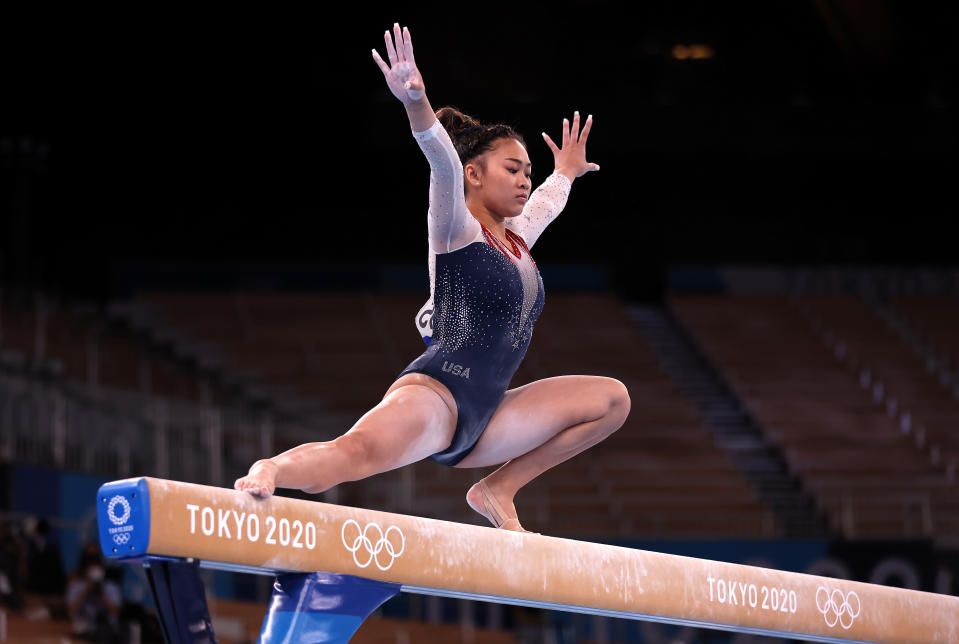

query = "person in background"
66;541;121;643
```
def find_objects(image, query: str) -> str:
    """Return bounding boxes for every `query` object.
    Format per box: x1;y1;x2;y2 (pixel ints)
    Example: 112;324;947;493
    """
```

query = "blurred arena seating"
890;295;959;405
3;284;957;542
670;294;959;542
800;295;959;473
0;290;317;488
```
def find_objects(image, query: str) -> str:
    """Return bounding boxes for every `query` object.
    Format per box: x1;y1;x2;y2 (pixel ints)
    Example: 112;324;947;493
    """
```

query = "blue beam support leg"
258;572;401;643
143;557;217;643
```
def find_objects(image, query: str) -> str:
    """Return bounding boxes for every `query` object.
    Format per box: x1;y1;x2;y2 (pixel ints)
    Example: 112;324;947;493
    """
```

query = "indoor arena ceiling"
1;2;955;296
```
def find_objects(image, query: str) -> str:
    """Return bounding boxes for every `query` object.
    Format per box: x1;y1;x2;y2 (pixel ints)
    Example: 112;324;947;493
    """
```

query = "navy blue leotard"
398;119;571;466
401;227;545;465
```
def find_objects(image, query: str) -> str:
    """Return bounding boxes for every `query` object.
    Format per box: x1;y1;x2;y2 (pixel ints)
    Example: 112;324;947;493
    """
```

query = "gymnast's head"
437;106;531;217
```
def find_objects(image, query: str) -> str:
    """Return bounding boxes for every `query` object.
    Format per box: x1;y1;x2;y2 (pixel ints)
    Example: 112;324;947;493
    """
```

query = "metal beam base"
258;572;401;643
143;557;217;644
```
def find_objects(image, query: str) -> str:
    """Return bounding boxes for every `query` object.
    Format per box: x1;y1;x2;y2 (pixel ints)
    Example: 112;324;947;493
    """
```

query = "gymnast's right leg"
234;374;457;497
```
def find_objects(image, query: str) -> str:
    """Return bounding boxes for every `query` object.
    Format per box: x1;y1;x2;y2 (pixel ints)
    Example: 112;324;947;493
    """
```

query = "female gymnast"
235;24;630;532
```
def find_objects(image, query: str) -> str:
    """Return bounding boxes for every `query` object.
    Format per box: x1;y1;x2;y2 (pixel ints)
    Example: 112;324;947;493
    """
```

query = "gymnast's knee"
603;378;631;428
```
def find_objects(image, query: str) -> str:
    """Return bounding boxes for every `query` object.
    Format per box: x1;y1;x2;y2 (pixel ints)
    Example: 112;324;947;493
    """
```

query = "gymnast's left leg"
456;375;631;531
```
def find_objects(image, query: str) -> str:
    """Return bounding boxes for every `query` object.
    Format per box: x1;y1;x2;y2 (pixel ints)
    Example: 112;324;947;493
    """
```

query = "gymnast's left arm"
514;111;600;248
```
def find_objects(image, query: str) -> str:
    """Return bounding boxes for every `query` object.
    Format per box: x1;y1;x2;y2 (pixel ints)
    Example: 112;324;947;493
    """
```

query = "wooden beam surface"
98;477;959;644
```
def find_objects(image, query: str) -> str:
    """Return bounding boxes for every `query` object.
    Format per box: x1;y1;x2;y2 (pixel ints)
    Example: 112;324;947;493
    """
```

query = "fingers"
546;112;599;177
371;49;391;76
557;111;594;147
402;25;419;99
393;23;405;62
402;25;415;64
379;24;413;70
541;132;560;155
384;26;399;65
578;113;594;144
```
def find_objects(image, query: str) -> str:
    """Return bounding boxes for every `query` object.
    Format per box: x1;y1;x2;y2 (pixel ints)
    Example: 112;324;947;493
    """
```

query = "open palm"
372;24;425;104
542;112;600;179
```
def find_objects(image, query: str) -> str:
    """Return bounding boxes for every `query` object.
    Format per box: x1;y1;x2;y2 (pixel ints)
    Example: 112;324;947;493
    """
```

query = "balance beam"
97;477;958;644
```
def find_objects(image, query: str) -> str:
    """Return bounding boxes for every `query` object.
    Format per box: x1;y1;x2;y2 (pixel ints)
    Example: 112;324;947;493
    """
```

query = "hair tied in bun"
454;126;482;143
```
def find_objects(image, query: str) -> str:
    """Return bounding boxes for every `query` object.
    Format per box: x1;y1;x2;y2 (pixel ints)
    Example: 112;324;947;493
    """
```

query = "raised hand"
372;23;425;105
542;111;600;181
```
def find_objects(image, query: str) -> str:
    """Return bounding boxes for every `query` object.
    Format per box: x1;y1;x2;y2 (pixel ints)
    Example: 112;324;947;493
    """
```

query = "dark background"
2;1;956;300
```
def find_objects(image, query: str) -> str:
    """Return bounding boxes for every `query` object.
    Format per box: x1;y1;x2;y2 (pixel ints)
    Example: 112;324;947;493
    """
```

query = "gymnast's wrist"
554;167;577;184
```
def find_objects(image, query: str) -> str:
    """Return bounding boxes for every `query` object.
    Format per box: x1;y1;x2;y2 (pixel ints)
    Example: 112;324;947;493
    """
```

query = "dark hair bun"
436;106;480;140
435;106;525;164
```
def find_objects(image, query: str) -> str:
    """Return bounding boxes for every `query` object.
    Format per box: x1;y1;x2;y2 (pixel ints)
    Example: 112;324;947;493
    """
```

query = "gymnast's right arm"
372;23;476;254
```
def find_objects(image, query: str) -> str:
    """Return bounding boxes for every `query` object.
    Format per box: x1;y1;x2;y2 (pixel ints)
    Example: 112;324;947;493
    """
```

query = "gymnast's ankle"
250;458;278;474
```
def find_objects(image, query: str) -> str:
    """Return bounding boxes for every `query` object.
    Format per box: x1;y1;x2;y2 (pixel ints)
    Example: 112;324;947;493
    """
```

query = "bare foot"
234;460;278;498
466;479;531;532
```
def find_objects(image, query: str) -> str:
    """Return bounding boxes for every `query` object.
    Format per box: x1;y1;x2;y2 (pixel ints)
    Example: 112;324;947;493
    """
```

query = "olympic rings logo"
341;520;405;571
816;586;861;629
113;533;130;545
107;496;131;526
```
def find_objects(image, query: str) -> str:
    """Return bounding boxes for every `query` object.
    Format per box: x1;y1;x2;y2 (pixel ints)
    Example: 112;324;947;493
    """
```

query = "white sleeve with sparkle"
411;120;481;253
508;172;572;248
410;120;482;344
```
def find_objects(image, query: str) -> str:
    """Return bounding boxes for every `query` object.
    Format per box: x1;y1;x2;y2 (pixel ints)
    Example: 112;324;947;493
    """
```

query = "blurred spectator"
66;541;121;643
25;517;66;596
0;519;26;611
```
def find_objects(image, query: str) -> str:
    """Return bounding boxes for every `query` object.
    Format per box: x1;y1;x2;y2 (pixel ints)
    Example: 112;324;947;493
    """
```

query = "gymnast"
235;23;630;532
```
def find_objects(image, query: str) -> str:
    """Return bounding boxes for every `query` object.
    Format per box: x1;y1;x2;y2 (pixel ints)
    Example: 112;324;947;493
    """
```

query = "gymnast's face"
468;138;531;218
